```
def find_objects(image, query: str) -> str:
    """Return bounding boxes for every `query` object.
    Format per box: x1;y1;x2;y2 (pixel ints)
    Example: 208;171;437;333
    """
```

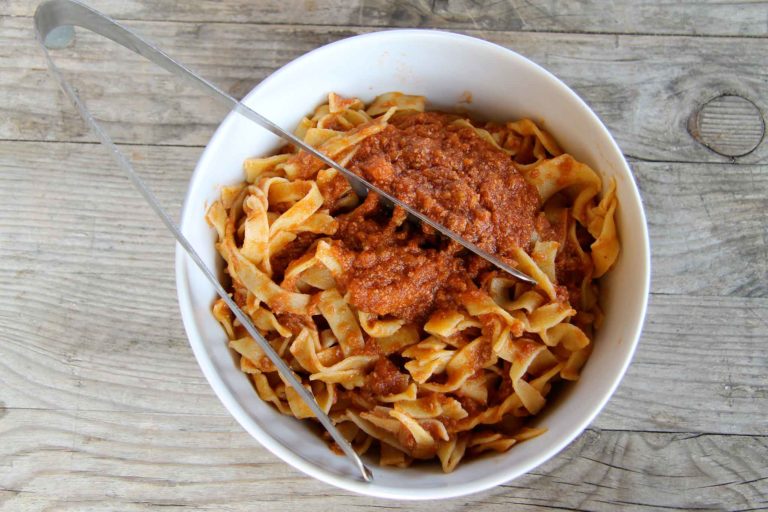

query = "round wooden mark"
688;94;765;157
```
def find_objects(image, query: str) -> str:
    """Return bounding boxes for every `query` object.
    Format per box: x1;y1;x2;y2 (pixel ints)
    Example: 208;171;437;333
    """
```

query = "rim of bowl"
175;28;651;500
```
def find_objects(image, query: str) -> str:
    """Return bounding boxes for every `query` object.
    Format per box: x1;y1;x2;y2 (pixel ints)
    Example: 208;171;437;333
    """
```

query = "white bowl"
175;29;650;500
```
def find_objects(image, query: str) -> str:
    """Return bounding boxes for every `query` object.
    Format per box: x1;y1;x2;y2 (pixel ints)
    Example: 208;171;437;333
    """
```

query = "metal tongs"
34;0;537;483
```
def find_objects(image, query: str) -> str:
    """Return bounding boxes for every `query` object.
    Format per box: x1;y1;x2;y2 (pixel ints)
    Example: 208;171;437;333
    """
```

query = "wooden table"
1;1;766;510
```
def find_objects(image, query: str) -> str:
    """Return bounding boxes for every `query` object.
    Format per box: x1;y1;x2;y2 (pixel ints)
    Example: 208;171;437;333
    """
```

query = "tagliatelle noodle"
206;92;620;471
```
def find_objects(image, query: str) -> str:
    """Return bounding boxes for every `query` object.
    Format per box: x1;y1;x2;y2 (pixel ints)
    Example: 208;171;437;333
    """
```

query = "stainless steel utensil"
34;0;539;483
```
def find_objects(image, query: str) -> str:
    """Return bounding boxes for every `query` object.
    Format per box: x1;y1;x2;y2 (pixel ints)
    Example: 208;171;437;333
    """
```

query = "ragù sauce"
283;111;589;324
325;111;548;322
349;112;541;257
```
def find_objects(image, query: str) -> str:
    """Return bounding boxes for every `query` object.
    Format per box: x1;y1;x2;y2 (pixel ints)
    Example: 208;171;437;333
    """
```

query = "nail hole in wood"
688;94;764;157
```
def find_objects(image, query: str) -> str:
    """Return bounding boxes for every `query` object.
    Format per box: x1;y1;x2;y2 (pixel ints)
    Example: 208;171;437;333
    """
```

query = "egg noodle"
206;92;619;472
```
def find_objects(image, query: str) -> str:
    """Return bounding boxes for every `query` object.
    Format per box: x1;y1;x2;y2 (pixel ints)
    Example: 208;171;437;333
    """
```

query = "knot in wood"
688;94;764;157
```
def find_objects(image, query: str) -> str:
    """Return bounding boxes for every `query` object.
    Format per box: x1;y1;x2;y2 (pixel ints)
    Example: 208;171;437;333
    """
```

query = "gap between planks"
0;403;765;439
2;138;767;167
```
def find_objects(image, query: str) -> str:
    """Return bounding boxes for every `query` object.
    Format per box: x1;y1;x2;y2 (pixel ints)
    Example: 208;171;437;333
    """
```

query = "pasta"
207;92;620;472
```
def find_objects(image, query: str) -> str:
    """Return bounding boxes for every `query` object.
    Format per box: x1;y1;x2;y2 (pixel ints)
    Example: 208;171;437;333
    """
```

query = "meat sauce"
327;112;550;324
349;112;541;256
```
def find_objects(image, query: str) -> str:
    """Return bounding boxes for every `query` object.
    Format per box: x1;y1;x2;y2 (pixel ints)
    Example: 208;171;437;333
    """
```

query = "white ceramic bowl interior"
175;29;650;500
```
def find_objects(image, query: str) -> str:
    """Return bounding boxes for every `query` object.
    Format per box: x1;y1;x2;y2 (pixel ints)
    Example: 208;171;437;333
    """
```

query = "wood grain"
0;141;766;434
635;161;768;298
2;16;768;164
7;0;768;37
2;1;767;508
605;294;768;435
0;409;765;511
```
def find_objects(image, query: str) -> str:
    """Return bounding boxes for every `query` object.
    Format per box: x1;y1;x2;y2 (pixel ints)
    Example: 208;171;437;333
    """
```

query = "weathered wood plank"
6;0;768;37
2;142;765;295
604;294;768;435
0;409;765;511
0;141;766;434
634;161;768;298
2;17;767;164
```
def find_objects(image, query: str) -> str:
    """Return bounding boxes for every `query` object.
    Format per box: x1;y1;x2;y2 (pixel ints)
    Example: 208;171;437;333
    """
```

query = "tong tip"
361;464;374;483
